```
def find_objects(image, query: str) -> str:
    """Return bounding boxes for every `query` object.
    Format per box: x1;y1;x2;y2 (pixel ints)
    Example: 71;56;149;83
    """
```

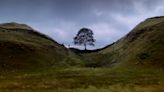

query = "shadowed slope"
0;23;82;71
72;16;164;68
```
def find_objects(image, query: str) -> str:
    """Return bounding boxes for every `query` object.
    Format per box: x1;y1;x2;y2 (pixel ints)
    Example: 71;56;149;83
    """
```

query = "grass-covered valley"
0;17;164;92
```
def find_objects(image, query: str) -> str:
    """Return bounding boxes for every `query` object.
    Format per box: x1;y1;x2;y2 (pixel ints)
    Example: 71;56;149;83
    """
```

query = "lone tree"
74;28;95;50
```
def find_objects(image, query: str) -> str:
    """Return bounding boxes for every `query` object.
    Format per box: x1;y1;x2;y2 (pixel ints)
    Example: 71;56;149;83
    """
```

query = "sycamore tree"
73;28;95;50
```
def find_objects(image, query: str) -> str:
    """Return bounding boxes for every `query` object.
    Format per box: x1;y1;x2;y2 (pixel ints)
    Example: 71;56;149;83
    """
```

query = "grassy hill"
102;16;164;68
0;17;164;92
0;22;82;71
1;17;163;70
72;16;164;69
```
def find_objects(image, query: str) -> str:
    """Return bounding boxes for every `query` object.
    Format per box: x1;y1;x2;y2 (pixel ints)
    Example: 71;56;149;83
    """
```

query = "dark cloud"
0;0;164;49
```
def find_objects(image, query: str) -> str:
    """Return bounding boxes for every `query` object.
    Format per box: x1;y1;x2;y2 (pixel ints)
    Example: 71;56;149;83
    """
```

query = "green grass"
1;85;164;92
0;24;83;71
0;22;33;30
0;17;164;92
77;17;164;69
133;17;164;31
0;68;163;92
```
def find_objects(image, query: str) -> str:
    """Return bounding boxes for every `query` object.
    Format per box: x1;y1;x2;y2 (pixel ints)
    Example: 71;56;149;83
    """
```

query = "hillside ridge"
71;16;164;68
0;16;164;70
0;22;78;71
0;22;62;45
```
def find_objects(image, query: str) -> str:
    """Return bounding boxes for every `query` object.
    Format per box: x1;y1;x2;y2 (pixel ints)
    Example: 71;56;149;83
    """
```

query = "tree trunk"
84;43;87;51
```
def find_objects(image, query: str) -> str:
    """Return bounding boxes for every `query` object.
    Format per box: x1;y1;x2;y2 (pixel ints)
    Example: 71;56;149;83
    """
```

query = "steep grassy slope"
1;17;163;70
0;17;164;92
0;23;82;71
75;16;164;68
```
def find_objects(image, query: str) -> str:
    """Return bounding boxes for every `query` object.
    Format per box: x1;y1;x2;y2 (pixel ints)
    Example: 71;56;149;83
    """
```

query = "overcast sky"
0;0;164;49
